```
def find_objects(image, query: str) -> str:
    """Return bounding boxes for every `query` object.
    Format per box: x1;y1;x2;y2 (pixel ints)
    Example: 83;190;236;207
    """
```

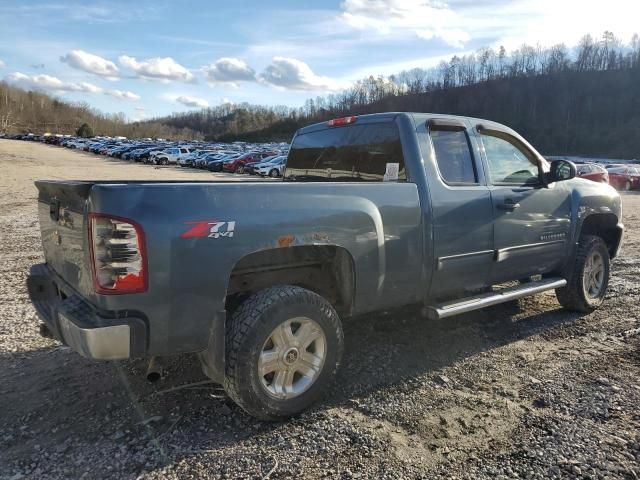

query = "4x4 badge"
180;221;236;239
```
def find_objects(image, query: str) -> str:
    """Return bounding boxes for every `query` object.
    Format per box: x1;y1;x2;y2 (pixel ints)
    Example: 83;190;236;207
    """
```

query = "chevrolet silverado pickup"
27;112;624;420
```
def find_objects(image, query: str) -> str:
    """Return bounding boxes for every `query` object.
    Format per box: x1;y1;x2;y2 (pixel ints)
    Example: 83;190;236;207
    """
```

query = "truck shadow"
0;297;583;477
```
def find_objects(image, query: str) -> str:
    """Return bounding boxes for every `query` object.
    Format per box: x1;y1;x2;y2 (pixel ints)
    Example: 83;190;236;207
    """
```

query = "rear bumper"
26;263;147;360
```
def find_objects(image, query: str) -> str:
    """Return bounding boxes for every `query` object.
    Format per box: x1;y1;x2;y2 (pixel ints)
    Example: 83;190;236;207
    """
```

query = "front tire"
224;285;343;420
556;235;610;313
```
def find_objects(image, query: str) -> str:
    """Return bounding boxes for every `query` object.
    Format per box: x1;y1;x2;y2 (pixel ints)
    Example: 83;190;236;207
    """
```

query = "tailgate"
36;180;95;296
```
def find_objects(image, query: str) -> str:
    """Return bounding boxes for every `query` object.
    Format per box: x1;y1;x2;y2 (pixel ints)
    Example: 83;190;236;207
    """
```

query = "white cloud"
0;59;5;68
340;0;640;51
3;72;102;93
175;95;209;108
416;28;470;48
60;49;119;79
260;57;343;91
202;57;255;86
105;89;140;101
340;0;470;48
478;0;640;51
75;82;102;93
119;55;194;83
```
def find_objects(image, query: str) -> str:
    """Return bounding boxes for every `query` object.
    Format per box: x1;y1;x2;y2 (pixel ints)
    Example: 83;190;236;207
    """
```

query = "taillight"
89;214;147;294
326;116;357;127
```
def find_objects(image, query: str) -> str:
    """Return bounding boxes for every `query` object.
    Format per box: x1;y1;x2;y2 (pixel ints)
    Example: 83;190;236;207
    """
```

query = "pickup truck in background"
27;112;623;420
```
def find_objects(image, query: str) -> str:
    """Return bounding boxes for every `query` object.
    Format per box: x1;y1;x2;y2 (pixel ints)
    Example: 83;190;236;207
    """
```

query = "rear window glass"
430;129;477;184
284;122;406;182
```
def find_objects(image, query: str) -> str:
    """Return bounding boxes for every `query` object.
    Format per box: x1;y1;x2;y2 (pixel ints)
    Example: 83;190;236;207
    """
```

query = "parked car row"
4;133;639;187
607;165;640;191
2;132;291;178
549;158;640;191
574;162;640;191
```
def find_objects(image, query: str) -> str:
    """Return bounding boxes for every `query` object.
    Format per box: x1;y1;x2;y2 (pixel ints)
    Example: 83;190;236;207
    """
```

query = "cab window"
429;128;478;184
285;122;406;182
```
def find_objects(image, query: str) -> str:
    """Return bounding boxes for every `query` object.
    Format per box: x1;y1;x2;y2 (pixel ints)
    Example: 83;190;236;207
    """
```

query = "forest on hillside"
150;32;640;157
2;32;639;157
0;84;201;140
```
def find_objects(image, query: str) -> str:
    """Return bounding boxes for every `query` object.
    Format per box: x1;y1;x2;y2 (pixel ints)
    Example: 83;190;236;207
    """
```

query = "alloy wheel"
583;250;605;298
258;317;326;400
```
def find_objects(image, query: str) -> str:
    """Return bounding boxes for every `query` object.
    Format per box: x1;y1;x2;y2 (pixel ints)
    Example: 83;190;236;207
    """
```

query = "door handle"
497;199;520;211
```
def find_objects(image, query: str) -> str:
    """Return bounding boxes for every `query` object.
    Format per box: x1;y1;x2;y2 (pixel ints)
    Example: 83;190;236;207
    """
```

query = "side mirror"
546;160;576;183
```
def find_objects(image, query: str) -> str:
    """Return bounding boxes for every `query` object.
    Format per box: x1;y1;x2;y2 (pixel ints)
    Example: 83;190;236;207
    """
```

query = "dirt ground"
1;140;639;480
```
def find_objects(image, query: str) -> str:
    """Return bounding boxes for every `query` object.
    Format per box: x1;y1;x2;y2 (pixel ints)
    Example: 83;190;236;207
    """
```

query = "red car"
223;152;276;174
575;163;609;184
607;166;640;191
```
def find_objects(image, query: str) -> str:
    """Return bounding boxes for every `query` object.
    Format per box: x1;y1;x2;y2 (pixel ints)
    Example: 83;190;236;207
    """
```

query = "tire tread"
556;235;609;312
223;285;342;419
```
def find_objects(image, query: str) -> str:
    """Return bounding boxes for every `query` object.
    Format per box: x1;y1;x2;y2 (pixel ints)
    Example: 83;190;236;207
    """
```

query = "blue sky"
0;0;636;120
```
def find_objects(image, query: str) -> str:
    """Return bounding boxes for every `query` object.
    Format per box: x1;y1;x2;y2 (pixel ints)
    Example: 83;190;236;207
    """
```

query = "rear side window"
285;122;406;182
429;129;477;184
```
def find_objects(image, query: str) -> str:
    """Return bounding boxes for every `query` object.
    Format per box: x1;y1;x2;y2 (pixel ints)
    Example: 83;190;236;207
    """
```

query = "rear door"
476;125;571;283
421;118;494;297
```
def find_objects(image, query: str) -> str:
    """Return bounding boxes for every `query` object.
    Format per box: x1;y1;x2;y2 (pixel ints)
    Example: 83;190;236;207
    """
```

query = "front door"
422;118;494;297
477;127;572;283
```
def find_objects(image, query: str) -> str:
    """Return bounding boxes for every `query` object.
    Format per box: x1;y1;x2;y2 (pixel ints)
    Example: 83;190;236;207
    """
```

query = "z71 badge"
181;221;236;239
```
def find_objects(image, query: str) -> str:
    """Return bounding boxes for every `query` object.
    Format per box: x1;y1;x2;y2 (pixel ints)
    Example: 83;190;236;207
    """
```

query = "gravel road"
1;140;639;480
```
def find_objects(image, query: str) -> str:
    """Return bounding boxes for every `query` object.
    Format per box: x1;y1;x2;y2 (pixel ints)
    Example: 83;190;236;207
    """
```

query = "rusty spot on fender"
278;235;295;247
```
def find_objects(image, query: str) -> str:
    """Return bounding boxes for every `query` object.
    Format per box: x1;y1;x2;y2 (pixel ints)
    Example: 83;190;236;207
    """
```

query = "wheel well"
226;246;355;316
580;213;622;258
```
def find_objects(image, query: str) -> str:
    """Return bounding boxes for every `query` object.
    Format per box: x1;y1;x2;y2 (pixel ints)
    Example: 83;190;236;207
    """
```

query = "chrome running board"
426;277;567;320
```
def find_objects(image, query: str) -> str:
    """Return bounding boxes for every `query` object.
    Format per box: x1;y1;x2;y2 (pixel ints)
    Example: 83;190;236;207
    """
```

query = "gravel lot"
1;140;639;480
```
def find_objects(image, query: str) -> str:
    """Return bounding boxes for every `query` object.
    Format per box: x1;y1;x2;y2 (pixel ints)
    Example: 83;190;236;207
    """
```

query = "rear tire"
624;181;631;191
224;285;343;420
236;165;244;174
269;169;279;178
556;235;610;313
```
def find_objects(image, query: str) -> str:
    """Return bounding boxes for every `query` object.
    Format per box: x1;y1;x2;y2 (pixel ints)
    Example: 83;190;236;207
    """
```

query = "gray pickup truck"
27;112;623;419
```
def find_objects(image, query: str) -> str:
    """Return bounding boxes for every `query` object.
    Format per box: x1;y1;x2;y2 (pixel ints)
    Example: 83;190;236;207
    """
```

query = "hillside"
227;68;640;158
3;32;639;157
146;32;640;158
0;82;201;140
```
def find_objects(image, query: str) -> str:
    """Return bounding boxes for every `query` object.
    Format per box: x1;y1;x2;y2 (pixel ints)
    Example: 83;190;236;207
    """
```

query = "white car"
255;156;287;177
66;140;88;149
155;147;195;165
